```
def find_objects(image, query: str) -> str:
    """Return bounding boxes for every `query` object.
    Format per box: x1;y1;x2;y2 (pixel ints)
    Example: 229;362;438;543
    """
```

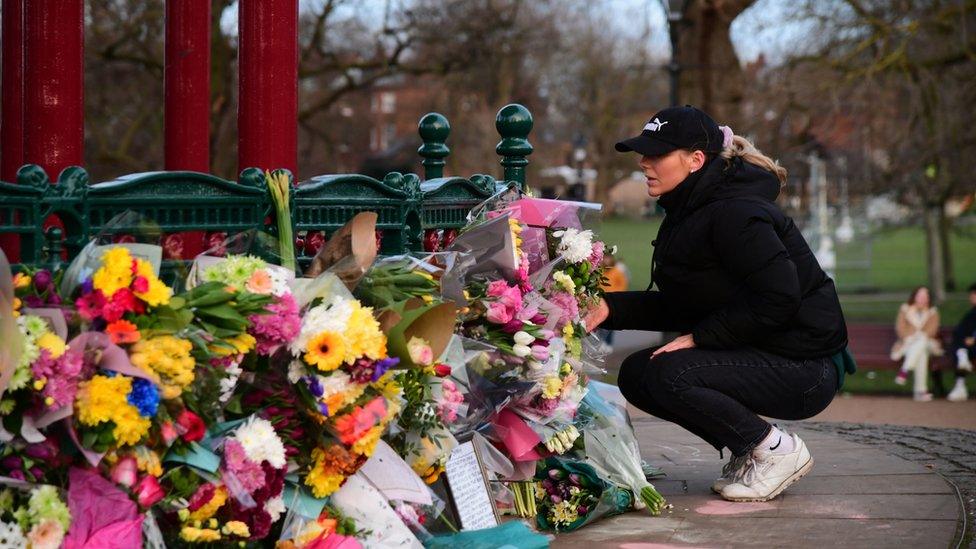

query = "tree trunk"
922;204;946;303
939;206;955;291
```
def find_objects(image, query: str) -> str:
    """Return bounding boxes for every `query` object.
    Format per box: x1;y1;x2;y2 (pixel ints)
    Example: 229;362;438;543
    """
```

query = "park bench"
846;322;954;370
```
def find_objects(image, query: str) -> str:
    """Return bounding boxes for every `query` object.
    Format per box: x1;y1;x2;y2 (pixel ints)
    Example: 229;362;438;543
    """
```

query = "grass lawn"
598;216;976;322
840;368;976;397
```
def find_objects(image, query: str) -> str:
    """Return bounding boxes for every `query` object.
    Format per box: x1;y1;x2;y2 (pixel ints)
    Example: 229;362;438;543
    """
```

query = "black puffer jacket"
602;156;848;359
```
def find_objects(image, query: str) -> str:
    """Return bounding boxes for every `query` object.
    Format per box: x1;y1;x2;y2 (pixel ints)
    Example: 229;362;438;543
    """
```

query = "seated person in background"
891;286;943;401
947;282;976;402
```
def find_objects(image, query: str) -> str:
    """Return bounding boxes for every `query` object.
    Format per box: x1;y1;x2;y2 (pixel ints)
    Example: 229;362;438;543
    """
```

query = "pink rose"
134;474;165;508
486;280;509;298
498;286;523;311
486;302;513;324
407;337;434;366
110;456;138;488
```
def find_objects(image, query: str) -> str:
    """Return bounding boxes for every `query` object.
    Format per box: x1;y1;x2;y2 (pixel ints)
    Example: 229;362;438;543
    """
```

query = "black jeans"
618;346;837;456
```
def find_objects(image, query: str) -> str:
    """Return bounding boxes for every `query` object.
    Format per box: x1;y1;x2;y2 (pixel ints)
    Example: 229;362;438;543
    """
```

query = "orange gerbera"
305;332;345;372
106;319;141;344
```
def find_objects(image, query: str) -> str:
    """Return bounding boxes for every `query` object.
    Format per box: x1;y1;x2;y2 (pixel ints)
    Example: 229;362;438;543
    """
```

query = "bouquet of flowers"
534;458;633;532
285;274;402;498
160;415;289;544
0;484;71;549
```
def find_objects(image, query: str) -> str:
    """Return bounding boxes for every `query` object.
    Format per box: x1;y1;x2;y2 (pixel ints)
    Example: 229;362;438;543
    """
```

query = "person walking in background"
947;282;976;401
597;255;630;352
891;286;943;401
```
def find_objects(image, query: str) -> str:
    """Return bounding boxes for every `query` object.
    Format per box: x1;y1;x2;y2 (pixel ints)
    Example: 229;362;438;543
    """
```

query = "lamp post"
661;0;692;107
571;135;587;201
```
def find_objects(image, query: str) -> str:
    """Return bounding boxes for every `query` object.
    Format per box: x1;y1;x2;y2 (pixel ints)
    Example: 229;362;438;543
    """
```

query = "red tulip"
111;456;138;488
134;474;165;508
434;364;452;377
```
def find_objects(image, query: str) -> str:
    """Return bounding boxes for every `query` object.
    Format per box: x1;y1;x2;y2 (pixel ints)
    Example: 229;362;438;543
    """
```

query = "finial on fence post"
495;104;533;190
418;113;450;180
43;227;64;271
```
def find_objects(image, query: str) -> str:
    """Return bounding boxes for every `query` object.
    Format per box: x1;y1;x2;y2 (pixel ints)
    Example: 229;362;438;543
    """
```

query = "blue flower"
127;378;160;417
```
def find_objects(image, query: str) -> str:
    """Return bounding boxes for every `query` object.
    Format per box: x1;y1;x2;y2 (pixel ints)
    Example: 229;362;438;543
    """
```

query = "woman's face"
639;150;705;197
913;288;931;308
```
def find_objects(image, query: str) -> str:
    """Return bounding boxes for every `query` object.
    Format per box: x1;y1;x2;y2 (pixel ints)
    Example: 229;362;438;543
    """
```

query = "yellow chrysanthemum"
36;332;67;359
135;447;163;477
136;277;172;307
76;375;132;426
222;521;250;538
343;304;386;363
180;527;221;543
304;459;346;499
75;375;151;446
541;376;562;399
227;332;255;354
92;247;134;297
189;486;227;522
305;332;345;372
130;336;194;399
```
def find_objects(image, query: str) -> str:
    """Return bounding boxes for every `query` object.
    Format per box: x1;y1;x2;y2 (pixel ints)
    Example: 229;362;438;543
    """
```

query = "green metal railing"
0;104;534;275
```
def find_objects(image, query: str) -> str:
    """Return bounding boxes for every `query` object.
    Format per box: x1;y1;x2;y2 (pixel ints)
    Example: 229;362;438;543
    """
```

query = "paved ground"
552;415;968;548
556;330;974;548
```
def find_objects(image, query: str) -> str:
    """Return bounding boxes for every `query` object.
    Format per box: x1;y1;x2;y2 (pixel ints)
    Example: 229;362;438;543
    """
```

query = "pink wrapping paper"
505;197;598;229
64;468;143;549
493;409;544;462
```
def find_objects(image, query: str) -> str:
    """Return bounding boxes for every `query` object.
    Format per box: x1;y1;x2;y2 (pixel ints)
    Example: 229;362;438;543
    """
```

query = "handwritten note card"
445;441;498;531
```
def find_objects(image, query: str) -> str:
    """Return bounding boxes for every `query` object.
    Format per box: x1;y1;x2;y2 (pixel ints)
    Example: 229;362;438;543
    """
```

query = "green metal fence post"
418;113;450;180
495;104;533;189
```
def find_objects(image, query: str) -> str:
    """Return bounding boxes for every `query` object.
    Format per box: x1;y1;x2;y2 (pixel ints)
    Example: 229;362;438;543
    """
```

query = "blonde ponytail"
720;135;788;186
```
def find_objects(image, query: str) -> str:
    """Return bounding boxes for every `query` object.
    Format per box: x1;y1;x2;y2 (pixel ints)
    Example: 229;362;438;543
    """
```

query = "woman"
891;286;942;401
584;106;853;503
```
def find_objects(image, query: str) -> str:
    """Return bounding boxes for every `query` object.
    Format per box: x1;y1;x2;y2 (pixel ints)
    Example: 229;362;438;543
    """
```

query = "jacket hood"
660;156;782;217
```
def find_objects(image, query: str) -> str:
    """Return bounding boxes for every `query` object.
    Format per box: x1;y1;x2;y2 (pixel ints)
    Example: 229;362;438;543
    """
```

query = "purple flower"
318;402;330;416
2;456;23;470
80;277;94;295
372;357;399;381
47;294;62;305
304;376;324;398
577;505;589;515
23;295;44;308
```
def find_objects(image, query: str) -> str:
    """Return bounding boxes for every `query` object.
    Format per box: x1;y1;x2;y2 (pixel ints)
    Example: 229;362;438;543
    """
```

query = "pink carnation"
223;439;267;493
589;240;605;265
548;292;579;329
36;349;84;409
248;293;301;356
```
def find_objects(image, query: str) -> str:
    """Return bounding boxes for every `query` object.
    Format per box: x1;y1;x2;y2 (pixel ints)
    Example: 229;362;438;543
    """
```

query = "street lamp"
571;135;587;201
661;0;692;106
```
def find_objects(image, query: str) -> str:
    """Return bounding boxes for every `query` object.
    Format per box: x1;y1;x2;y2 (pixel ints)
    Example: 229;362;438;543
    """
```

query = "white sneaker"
957;349;973;373
913;392;934;402
720;434;813;502
947;379;969;402
711;453;749;494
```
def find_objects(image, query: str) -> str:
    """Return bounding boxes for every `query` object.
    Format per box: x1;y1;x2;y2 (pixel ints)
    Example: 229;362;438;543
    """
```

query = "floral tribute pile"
0;182;662;547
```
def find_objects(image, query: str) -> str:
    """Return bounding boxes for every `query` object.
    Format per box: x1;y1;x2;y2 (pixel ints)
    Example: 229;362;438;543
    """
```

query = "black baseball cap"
615;105;724;157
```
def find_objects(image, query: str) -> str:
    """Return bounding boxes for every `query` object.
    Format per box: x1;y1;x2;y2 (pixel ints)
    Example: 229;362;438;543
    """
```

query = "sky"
219;0;794;66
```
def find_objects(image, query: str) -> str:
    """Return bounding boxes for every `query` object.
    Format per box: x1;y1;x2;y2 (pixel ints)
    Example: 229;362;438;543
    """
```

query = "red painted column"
238;0;298;178
165;0;211;172
24;0;84;179
165;0;211;260
0;0;25;260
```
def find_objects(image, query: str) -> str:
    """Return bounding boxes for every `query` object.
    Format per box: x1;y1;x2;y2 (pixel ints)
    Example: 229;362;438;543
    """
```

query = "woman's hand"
583;298;610;332
651;334;696;357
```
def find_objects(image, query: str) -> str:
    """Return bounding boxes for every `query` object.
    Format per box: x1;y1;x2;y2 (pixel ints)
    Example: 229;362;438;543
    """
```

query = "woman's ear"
687;150;707;173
